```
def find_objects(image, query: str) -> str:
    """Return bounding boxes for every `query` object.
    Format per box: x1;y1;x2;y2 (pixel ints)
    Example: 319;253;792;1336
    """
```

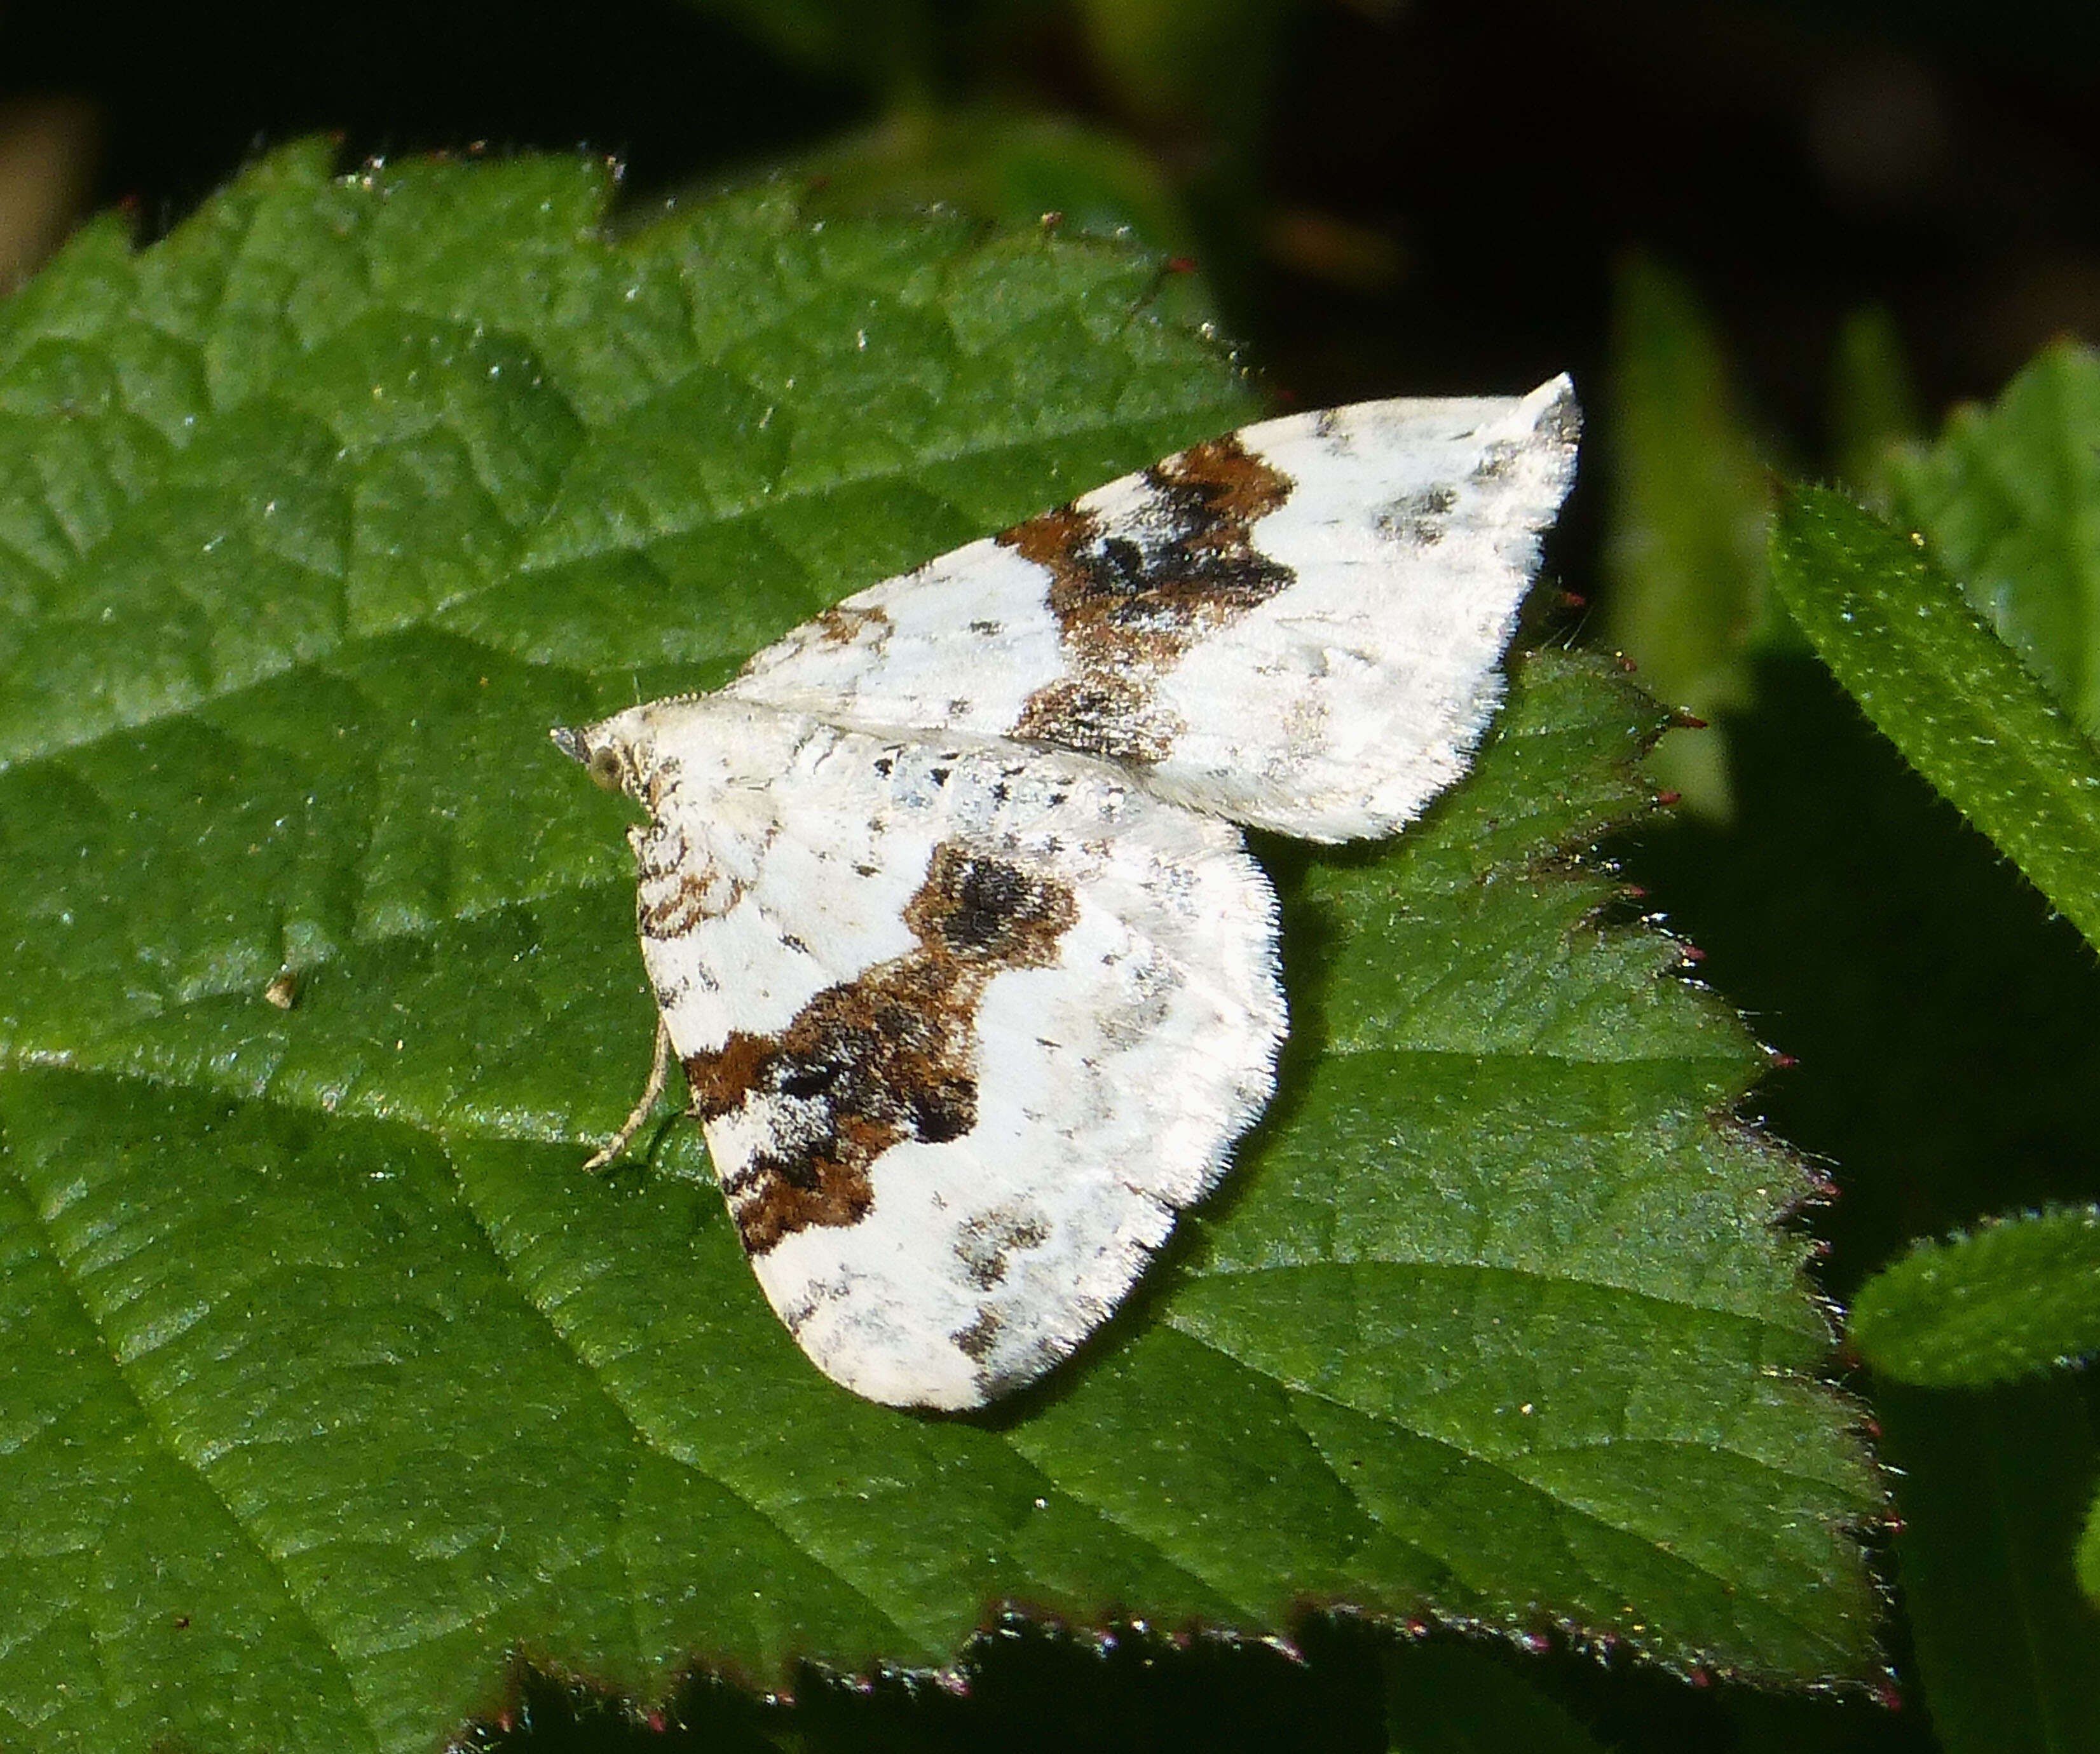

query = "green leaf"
1890;341;2100;734
1602;257;1778;820
0;143;1876;1754
1075;0;1289;147
780;106;1199;257
1827;305;1925;514
1382;1642;1611;1753
2080;1484;2100;1607
1769;486;2100;952
675;0;934;93
1850;1206;2100;1387
1878;1379;2100;1754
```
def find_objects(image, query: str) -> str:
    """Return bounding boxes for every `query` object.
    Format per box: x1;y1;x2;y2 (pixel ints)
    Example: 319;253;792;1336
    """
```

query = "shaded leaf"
2080;1486;2100;1607
1892;341;2100;733
1075;0;1290;148
673;0;933;93
1602;257;1776;819
1879;1380;2100;1754
1769;487;2100;952
1827;306;1925;514
1625;644;2100;1748
1851;1206;2100;1387
781;106;1199;257
1383;1642;1611;1753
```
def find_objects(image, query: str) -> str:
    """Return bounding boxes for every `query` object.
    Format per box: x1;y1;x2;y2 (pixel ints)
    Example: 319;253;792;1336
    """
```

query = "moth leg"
583;1016;672;1172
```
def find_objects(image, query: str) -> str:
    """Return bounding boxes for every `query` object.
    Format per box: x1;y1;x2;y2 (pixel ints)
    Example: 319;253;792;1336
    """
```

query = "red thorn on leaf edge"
1679;943;1705;963
1654;790;1682;807
1164;255;1197;273
1557;590;1588;609
1675;713;1709;730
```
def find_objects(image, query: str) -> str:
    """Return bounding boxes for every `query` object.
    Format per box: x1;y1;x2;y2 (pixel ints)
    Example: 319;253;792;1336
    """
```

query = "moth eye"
587;745;625;792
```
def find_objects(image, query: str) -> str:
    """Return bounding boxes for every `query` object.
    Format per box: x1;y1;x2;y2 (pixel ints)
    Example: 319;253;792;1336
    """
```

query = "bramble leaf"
0;144;1877;1754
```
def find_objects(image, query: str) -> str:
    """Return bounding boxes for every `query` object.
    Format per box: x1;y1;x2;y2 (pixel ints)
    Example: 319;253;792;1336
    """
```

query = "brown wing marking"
684;842;1079;1255
998;434;1297;763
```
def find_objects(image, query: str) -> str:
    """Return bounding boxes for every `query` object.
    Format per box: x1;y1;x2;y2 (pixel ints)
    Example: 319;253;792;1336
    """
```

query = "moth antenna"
583;1017;672;1171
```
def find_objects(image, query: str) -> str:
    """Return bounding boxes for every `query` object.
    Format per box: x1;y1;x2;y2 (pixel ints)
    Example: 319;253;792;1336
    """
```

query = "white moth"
554;377;1579;1411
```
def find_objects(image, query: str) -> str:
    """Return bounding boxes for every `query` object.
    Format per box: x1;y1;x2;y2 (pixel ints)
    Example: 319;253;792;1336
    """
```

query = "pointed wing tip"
1527;372;1582;442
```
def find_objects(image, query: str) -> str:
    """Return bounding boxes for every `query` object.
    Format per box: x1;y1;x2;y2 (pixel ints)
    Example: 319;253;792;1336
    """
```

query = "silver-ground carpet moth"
554;377;1579;1410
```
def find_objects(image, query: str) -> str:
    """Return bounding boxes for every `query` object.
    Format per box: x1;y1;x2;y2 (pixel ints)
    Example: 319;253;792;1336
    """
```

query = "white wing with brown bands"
571;695;1285;1409
728;376;1578;841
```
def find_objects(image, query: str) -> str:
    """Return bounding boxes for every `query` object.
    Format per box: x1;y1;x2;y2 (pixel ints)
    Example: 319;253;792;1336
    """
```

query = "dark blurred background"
4;0;2098;422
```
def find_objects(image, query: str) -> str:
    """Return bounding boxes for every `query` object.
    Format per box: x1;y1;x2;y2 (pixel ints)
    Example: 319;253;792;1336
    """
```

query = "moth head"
551;722;642;799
